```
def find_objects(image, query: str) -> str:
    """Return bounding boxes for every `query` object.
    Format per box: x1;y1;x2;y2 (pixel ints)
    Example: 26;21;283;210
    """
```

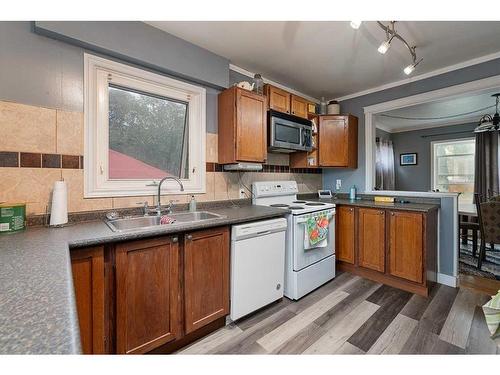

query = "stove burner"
270;204;289;208
305;202;326;206
293;200;307;203
289;206;305;210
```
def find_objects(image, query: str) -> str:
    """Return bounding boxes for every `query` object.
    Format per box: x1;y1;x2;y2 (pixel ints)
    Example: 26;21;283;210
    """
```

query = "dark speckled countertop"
0;204;288;354
305;197;440;213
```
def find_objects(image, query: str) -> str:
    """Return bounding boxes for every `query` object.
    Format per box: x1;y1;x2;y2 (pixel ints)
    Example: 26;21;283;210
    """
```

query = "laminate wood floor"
178;272;500;355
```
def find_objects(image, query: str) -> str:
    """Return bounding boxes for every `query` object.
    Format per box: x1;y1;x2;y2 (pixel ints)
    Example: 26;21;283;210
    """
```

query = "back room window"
432;138;476;204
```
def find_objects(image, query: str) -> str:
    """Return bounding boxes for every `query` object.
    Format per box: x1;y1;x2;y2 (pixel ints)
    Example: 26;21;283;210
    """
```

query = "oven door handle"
296;213;335;224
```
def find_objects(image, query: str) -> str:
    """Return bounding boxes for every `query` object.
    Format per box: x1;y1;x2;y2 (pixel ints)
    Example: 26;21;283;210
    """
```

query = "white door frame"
362;73;500;286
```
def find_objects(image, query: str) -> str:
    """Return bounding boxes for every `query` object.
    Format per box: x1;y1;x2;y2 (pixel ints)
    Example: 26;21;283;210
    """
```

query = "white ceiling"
375;88;500;133
147;21;500;99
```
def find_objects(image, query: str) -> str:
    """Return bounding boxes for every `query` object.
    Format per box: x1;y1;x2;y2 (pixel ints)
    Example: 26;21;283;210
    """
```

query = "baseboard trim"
437;273;458;288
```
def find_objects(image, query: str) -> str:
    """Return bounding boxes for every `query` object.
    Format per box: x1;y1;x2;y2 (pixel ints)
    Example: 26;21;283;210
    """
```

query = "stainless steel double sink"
105;211;226;232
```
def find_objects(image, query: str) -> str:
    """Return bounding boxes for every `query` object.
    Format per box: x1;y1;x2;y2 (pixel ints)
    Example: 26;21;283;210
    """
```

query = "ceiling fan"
474;93;500;133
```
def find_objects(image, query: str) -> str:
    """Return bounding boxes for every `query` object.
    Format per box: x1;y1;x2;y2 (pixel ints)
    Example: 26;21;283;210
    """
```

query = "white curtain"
375;139;395;190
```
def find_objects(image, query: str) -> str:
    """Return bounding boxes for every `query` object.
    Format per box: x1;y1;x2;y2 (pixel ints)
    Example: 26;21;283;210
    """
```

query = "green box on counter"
0;203;26;233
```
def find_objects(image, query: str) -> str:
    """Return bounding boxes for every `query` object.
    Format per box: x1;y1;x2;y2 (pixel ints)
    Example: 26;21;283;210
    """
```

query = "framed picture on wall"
400;153;417;166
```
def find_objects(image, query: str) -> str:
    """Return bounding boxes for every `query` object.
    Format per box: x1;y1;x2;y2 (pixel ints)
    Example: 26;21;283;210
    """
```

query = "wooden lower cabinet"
70;246;106;354
115;236;181;354
336;206;355;264
389;211;424;283
184;227;230;334
70;226;231;354
336;205;437;296
358;208;386;272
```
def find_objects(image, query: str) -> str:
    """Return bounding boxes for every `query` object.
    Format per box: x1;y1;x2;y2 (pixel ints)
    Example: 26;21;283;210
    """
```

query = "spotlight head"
378;40;391;54
350;21;362;29
404;64;415;75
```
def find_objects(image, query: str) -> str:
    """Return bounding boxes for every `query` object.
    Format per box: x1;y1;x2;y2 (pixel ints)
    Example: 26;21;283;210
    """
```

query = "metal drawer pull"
186;234;193;240
172;236;178;243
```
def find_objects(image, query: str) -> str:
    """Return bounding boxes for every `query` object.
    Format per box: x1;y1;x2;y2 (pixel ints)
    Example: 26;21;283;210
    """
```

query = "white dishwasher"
230;218;287;321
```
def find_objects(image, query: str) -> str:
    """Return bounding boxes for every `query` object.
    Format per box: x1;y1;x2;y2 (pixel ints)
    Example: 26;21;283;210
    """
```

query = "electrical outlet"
335;179;342;190
239;189;246;199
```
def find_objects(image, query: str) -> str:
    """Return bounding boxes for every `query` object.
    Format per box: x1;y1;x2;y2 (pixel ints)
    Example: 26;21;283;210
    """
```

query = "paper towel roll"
50;181;68;226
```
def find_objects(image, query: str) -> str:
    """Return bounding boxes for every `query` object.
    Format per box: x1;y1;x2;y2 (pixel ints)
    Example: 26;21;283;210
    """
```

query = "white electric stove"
252;181;336;300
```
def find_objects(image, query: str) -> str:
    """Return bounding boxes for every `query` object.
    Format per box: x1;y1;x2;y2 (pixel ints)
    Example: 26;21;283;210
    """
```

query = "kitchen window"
431;138;476;204
84;54;206;197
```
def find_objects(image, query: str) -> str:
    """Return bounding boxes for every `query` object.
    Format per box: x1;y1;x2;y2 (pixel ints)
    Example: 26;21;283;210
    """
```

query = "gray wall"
0;22;223;134
391;123;476;191
33;21;229;90
322;57;500;192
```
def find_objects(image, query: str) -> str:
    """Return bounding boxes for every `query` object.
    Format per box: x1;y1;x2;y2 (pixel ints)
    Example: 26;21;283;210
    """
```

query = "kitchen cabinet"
358;208;386;272
265;84;291;114
389;211;424;283
335;206;355;264
70;225;231;354
218;86;267;164
184;227;230;334
115;236;180;354
318;115;358;168
290;94;308;118
70;246;106;354
336;205;437;296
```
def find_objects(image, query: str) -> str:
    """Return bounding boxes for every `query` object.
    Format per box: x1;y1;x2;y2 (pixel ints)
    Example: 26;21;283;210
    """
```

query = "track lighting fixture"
474;93;500;133
350;21;362;29
351;21;423;76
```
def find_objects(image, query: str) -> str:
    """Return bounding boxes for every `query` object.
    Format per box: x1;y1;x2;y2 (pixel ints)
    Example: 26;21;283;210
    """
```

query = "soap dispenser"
189;195;197;212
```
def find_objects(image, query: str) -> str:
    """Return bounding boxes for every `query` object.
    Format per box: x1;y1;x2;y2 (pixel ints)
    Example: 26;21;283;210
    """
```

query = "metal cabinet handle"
391;212;395;216
350;208;354;212
186;234;193;240
380;211;384;215
172;236;178;243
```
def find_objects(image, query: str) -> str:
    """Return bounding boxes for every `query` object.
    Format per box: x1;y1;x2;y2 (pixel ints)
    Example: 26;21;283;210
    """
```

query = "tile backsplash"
0;100;322;216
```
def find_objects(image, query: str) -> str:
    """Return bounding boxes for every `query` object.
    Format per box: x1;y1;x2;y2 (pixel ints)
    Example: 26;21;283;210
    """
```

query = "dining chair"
478;199;500;270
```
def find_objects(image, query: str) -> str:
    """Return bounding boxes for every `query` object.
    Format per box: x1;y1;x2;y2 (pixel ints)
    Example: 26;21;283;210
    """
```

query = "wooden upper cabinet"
318;114;358;168
336;206;355;264
358;208;386;272
265;84;291;114
290;94;308;119
115;237;180;354
389;211;424;283
218;86;266;164
184;227;230;334
70;246;106;354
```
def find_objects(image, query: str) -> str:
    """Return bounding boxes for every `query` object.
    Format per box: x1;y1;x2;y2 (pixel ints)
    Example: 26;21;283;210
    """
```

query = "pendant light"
474;93;500;133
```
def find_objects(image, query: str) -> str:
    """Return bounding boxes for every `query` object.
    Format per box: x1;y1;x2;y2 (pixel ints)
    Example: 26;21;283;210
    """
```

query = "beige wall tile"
214;172;240;200
266;153;289;166
56;110;84;155
0;168;61;215
112;195;155;210
62;169;113;212
0;101;56;153
206;133;218;163
196;171;215;202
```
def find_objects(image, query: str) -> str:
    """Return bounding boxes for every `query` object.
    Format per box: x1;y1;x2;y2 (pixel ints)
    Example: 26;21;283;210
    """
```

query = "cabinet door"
358;208;386;272
389;211;424;283
336;206;356;264
116;237;180;354
184;227;230;334
236;89;266;162
319;116;348;167
267;85;291;114
290;94;308;119
71;247;105;354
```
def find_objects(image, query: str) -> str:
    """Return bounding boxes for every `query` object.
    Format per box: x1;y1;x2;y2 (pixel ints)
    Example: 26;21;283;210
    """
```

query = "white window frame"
430;137;476;195
84;53;206;198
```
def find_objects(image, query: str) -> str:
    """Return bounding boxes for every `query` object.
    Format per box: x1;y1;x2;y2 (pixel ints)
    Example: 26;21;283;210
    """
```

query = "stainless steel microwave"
268;110;313;153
